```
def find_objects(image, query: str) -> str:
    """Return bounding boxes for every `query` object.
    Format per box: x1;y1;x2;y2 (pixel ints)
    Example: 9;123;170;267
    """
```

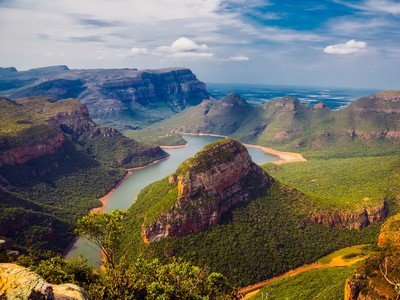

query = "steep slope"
0;96;167;252
141;138;273;243
145;91;400;157
0;66;210;129
345;213;400;299
120;138;381;286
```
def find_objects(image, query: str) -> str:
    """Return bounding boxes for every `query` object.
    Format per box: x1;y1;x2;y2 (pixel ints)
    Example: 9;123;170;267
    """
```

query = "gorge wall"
0;66;211;129
142;139;273;243
305;198;388;230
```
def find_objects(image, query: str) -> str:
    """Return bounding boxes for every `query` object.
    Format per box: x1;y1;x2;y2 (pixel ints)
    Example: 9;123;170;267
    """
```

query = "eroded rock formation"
306;198;388;230
142;138;273;243
0;263;88;300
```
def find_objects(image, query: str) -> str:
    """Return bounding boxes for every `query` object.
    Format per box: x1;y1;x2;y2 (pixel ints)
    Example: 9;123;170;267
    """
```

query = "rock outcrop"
344;213;400;300
0;131;66;166
306;198;388;230
0;263;88;300
142;138;273;243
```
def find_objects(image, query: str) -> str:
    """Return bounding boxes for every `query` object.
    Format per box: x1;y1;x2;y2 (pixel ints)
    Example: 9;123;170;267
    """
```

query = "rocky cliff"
344;213;400;300
305;198;388;230
0;66;210;129
0;263;88;300
141;138;273;243
0;96;167;169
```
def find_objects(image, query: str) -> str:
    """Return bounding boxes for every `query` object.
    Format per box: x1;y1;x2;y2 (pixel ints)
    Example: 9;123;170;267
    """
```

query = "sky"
0;0;399;89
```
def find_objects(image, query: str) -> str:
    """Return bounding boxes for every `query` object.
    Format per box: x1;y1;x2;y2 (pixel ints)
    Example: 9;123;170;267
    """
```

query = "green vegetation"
251;266;356;300
75;210;128;268
0;96;167;253
121;182;380;286
10;211;237;300
262;156;400;210
135;177;178;226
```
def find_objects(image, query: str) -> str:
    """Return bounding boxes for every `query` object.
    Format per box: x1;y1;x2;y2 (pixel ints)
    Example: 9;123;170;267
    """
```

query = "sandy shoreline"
160;144;187;149
180;132;306;165
91;156;169;213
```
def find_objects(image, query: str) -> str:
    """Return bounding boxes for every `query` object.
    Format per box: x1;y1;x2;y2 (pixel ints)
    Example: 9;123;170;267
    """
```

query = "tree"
75;210;127;269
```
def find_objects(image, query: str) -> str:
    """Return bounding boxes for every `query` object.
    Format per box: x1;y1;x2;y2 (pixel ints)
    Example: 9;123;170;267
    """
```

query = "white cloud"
130;47;149;55
170;37;209;52
155;37;213;59
335;0;400;14
229;55;249;61
324;39;367;55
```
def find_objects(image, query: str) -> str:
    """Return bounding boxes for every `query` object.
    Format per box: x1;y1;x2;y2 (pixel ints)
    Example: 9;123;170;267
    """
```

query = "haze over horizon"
1;0;399;89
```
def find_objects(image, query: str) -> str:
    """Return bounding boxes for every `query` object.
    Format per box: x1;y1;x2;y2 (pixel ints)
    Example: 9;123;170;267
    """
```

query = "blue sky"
0;0;399;89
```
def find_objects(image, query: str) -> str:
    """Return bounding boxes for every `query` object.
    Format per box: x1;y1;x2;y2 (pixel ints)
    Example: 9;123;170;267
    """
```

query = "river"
66;135;277;266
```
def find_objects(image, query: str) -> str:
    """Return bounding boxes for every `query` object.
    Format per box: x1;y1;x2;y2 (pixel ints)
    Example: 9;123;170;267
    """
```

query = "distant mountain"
147;91;400;157
0;66;211;130
0;96;167;252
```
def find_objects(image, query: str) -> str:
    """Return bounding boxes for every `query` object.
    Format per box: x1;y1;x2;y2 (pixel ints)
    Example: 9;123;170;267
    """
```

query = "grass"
250;266;356;300
262;156;400;211
317;244;371;264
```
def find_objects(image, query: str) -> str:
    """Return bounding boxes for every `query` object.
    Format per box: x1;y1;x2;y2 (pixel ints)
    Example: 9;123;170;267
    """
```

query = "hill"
141;91;400;157
0;66;211;130
119;138;383;286
0;96;167;253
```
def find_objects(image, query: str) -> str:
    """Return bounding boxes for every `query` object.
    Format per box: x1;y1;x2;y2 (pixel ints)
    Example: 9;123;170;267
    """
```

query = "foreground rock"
0;263;88;300
142;138;273;243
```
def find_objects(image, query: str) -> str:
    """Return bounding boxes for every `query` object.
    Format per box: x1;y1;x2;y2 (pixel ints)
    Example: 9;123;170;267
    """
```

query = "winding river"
66;135;277;266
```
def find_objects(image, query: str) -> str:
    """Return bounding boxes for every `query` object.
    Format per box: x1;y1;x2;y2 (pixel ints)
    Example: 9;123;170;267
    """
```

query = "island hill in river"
118;137;391;287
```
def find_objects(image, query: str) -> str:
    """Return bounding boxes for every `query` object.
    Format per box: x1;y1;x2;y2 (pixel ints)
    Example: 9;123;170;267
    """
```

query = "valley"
0;67;399;299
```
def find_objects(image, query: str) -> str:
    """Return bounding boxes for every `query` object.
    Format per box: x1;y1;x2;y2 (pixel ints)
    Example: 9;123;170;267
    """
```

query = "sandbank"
179;132;306;165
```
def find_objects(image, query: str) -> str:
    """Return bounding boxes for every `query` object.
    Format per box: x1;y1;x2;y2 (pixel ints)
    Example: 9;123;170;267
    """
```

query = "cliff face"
306;198;388;230
344;213;400;300
0;66;210;129
142;139;273;243
0;97;167;169
0;263;88;300
0;131;66;166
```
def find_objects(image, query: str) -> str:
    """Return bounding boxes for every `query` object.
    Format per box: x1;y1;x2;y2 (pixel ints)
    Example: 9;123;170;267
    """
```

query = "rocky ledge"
0;263;88;300
305;198;388;230
142;138;273;243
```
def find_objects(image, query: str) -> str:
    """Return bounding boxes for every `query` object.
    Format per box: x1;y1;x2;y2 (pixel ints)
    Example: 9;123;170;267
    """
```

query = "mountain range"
143;91;400;157
0;66;210;130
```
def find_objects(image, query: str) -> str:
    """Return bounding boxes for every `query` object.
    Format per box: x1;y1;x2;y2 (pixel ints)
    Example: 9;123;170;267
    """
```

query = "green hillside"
135;91;400;157
0;96;167;252
262;156;400;211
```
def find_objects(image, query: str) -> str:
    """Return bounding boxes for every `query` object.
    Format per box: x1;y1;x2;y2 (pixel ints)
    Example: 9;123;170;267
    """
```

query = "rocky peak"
272;97;300;111
142;138;273;243
221;93;249;107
